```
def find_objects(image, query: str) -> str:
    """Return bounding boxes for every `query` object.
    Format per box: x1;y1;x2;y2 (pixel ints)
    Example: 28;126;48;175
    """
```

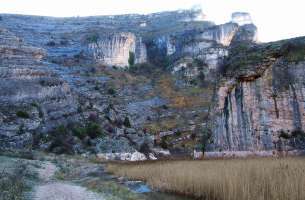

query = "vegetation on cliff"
222;37;305;77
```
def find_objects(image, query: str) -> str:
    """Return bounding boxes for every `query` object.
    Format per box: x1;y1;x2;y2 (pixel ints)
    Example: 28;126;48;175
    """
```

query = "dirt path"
34;182;105;200
33;162;105;200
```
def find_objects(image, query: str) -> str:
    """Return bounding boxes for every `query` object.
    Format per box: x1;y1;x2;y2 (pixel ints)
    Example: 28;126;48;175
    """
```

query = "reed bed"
107;158;305;200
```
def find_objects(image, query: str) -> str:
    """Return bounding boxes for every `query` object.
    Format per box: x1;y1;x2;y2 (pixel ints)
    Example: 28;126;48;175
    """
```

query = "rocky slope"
0;9;304;158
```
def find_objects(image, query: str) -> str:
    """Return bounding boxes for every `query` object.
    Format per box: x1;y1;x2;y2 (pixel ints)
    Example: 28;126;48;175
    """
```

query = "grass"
16;110;30;119
107;158;305;200
0;158;36;200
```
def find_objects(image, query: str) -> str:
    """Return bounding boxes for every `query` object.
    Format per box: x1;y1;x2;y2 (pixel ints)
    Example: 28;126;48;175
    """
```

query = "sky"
0;0;304;42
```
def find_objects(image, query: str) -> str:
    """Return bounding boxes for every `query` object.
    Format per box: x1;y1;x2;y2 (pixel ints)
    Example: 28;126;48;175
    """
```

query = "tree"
128;51;135;66
197;126;212;155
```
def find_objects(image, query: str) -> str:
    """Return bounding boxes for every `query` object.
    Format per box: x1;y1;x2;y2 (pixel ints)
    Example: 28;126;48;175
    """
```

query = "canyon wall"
209;38;305;154
0;10;304;157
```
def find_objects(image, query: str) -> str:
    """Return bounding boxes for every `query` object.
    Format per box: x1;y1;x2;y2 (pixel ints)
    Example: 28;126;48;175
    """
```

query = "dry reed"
107;158;305;200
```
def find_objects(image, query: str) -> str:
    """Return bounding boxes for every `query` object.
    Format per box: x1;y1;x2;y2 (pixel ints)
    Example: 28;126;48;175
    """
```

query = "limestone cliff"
88;33;147;67
210;38;305;154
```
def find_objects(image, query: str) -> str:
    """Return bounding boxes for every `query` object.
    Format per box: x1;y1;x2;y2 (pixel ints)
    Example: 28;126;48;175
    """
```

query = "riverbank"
106;157;305;200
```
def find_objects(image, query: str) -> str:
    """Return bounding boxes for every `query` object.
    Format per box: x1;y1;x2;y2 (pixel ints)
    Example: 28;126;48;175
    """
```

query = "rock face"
88;33;147;67
0;28;80;148
210;38;305;153
0;9;304;157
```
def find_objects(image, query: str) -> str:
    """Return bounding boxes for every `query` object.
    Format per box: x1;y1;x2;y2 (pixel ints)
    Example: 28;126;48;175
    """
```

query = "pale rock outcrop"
198;23;239;46
88;33;147;67
96;151;157;161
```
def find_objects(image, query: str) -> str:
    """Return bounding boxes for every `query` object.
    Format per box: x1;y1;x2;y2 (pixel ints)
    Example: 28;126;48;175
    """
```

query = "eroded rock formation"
88;33;147;67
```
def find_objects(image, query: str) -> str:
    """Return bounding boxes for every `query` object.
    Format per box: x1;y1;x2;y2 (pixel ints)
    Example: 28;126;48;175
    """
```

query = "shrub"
123;117;132;128
73;126;87;139
128;62;157;75
162;105;169;110
280;41;305;62
174;130;181;136
46;41;56;46
139;142;150;157
86;122;104;139
60;40;69;45
279;130;290;139
128;51;135;66
17;124;25;135
279;129;305;139
49;125;74;154
160;137;168;149
198;127;212;152
291;129;305;138
87;34;99;43
56;125;69;135
31;102;44;118
16;111;30;119
72;122;104;139
107;88;116;96
0;162;29;200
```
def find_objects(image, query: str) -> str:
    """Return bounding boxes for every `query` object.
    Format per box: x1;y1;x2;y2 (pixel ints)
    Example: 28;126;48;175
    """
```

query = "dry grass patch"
107;158;305;200
156;74;212;109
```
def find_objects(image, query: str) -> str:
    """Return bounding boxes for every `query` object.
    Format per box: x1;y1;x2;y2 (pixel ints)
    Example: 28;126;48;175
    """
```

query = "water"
124;180;193;200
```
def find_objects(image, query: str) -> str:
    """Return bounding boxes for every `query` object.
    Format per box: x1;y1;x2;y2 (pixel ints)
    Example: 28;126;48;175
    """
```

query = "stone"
130;151;147;161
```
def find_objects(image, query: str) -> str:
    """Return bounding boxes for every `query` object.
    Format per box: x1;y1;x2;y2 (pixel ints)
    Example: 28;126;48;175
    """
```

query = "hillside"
0;9;304;160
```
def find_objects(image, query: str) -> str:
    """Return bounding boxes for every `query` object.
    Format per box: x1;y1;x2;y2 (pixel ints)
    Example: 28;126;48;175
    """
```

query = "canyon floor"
0;151;191;200
1;151;305;200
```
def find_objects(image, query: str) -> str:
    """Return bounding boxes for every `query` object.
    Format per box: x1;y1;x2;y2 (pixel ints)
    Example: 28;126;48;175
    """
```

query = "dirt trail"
33;162;105;200
34;182;104;200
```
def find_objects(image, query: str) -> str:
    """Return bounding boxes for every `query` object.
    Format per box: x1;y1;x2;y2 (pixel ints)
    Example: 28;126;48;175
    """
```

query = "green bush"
16;111;30;119
73;126;87;139
128;51;135;66
291;129;305;138
107;88;116;96
123;117;132;128
86;122;104;139
160;137;168;149
279;130;290;139
56;125;69;135
72;122;104;139
87;34;99;43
